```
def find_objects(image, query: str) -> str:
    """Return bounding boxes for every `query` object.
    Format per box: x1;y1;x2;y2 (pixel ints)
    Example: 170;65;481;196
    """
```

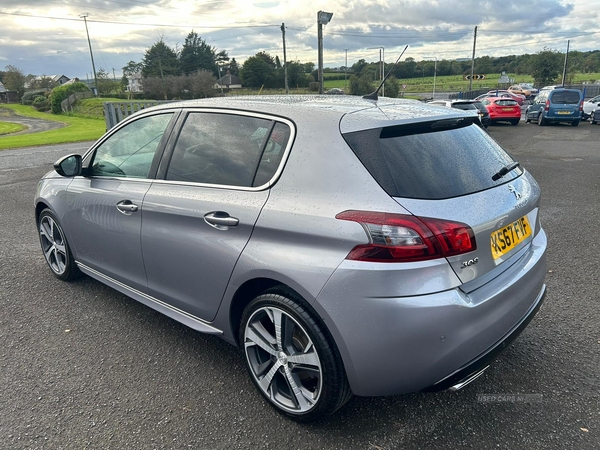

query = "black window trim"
155;108;296;192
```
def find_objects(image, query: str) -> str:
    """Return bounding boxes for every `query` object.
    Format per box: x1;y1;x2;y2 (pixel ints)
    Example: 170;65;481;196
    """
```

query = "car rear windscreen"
551;91;580;104
452;103;477;111
495;100;518;106
343;123;521;200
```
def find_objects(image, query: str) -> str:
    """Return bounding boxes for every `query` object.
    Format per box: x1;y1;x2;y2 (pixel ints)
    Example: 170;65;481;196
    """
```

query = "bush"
32;95;50;112
50;82;91;114
21;90;47;105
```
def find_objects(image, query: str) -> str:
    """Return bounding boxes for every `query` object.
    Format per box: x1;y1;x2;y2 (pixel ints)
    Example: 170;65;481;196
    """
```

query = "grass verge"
0;122;27;135
0;104;105;150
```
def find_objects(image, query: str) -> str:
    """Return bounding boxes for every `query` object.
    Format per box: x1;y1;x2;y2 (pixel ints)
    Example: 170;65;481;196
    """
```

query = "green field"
0;104;105;150
0;122;27;135
324;72;600;93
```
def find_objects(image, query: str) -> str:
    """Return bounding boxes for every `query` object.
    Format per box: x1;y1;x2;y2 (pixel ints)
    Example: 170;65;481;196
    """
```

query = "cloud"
0;0;596;79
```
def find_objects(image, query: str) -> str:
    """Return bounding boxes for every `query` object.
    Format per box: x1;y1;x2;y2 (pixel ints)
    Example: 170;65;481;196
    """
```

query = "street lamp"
317;10;333;94
424;56;437;99
80;13;99;96
368;46;385;96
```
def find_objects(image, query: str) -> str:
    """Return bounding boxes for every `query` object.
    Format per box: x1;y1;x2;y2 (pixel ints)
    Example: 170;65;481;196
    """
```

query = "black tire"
538;114;546;126
571;120;579;127
511;119;520;126
38;208;81;281
592;112;598;125
240;288;352;422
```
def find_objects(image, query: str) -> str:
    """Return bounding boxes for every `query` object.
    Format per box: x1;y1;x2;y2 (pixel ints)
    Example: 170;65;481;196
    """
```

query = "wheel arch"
228;277;309;347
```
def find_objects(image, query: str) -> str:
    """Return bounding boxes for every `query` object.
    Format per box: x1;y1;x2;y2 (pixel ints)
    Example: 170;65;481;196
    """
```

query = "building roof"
217;73;242;86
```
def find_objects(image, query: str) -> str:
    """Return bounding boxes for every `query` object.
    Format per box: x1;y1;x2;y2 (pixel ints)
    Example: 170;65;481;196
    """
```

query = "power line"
0;11;280;29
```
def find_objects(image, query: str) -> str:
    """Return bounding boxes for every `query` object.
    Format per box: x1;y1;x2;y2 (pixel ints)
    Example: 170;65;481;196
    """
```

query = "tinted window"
166;112;276;187
253;122;291;187
451;103;477;111
90;113;173;178
550;91;580;104
344;123;520;200
496;100;518;106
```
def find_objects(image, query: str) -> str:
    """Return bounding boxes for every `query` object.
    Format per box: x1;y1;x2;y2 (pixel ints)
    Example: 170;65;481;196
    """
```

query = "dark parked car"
35;96;547;421
428;100;488;127
591;105;599;124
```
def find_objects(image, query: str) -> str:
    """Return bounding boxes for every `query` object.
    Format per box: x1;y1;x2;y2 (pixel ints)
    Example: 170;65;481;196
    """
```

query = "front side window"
166;112;289;188
90;113;173;178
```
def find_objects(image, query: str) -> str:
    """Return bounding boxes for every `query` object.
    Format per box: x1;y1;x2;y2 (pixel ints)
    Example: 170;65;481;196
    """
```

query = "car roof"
138;95;476;134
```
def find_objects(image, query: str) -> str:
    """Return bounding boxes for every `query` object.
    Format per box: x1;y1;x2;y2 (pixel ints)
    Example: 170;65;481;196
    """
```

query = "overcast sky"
1;0;599;80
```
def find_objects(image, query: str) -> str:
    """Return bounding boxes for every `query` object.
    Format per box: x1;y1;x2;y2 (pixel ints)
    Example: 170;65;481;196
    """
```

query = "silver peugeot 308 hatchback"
36;96;547;421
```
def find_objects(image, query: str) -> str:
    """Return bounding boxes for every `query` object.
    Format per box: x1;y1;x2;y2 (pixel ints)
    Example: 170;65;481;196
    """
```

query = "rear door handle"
204;211;239;230
116;200;139;215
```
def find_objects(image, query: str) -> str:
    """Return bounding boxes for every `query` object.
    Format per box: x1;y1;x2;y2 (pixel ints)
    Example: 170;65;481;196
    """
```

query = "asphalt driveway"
0;106;65;135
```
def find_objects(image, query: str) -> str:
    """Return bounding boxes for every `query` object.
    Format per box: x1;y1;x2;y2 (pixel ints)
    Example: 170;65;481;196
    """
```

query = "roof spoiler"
363;45;409;101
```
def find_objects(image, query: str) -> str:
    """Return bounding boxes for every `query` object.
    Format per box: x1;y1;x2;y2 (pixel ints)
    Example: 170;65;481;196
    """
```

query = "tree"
349;73;375;96
303;62;315;73
3;65;26;97
241;52;277;88
121;60;143;89
530;48;562;86
142;39;180;78
96;68;120;95
384;75;400;98
286;61;310;88
227;58;240;76
179;31;217;76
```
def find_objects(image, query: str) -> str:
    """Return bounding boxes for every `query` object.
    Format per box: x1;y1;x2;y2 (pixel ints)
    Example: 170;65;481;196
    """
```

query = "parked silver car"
35;96;547;421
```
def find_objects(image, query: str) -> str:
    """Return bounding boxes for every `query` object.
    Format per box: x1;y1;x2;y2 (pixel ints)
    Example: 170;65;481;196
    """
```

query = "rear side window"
343;123;520;200
550;91;580;104
451;103;476;111
166;112;290;188
496;100;518;106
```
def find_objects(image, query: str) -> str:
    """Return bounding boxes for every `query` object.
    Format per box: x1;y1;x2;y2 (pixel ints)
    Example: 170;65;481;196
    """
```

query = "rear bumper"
313;228;547;397
425;283;545;391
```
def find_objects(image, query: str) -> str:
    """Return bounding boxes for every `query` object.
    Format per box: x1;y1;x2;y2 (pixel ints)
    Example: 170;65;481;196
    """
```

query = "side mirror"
54;154;82;177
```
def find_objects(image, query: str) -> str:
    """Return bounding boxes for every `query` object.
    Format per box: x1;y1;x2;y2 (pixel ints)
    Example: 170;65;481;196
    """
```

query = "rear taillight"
545;100;550;111
336;210;476;263
579;101;583;112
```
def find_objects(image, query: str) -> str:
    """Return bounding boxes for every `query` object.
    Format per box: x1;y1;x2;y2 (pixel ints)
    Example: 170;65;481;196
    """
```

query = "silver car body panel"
313;228;547;396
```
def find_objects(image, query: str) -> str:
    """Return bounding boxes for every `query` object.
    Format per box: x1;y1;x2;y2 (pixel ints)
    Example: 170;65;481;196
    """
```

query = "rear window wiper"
492;161;520;181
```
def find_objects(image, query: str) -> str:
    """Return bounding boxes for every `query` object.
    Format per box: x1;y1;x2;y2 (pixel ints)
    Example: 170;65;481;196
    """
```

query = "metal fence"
103;100;176;130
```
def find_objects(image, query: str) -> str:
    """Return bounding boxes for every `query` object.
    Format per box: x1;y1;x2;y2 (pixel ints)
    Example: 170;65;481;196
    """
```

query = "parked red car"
475;90;526;106
480;97;521;125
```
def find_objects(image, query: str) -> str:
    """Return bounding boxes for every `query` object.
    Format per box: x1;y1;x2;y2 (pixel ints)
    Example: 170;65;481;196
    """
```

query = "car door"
141;110;292;321
65;112;177;291
527;93;544;120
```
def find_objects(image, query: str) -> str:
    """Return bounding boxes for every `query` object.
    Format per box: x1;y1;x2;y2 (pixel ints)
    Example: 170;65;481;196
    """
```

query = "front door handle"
116;200;139;215
204;211;239;230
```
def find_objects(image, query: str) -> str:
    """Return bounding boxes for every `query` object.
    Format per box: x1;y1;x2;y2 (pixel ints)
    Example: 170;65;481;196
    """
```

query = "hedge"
50;82;91;114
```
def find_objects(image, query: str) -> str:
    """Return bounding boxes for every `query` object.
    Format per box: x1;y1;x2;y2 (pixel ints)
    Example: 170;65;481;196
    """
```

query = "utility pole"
561;40;570;87
469;25;477;92
112;68;116;82
317;11;333;94
344;49;348;91
281;23;289;94
80;14;98;96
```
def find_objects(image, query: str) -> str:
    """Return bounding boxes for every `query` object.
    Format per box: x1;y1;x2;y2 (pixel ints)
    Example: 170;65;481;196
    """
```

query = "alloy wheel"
39;215;67;275
244;306;322;414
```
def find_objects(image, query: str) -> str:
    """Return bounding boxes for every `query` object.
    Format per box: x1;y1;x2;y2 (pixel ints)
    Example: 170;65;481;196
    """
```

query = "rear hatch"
342;117;541;286
549;90;581;117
